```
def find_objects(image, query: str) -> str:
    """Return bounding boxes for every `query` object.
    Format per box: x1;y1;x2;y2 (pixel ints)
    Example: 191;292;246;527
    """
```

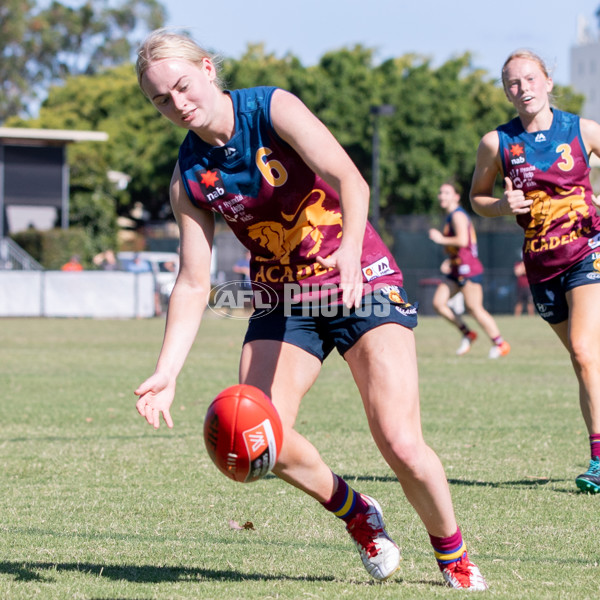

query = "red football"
203;384;283;483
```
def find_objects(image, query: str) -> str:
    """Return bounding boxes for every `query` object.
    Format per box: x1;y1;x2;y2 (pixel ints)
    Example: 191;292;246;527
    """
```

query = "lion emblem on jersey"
525;185;589;239
247;189;342;264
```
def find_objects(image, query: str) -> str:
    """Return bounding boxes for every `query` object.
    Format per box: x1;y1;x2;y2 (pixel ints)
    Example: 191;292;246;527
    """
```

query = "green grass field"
0;313;597;599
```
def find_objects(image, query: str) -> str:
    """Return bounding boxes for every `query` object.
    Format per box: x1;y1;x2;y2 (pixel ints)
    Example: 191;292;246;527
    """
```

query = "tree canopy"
4;18;585;248
0;0;165;122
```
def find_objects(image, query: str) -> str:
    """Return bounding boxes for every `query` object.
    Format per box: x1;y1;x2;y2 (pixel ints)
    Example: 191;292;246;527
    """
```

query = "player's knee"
463;301;482;317
570;337;599;372
385;438;425;478
432;300;445;314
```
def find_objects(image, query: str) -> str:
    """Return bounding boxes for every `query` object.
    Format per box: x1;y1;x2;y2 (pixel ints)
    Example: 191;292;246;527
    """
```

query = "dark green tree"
0;0;165;122
0;0;36;120
372;54;511;216
221;43;310;93
308;46;378;170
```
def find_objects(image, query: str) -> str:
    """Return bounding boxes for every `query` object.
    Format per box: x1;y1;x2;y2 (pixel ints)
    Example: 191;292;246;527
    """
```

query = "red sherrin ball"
203;384;283;483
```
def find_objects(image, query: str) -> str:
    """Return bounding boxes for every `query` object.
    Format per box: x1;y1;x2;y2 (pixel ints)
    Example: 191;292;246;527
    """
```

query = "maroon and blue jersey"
442;207;484;281
178;86;403;301
497;109;600;284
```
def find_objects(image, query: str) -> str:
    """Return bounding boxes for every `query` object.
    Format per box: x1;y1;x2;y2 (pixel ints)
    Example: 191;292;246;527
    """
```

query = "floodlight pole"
370;104;396;234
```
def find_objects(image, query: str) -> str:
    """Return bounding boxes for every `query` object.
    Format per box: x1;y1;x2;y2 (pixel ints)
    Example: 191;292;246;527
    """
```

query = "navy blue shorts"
530;252;600;324
243;285;418;362
446;273;484;288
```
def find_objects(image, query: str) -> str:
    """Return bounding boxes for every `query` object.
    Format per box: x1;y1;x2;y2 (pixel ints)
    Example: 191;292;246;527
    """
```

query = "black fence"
392;217;524;315
148;215;525;316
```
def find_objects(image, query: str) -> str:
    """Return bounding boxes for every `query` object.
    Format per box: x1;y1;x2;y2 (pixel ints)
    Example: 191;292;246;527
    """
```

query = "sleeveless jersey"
178;86;403;302
443;207;483;281
497;109;600;284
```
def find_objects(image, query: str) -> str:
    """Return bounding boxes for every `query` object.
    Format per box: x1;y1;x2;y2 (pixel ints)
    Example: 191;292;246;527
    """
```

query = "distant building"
0;127;108;236
570;15;600;123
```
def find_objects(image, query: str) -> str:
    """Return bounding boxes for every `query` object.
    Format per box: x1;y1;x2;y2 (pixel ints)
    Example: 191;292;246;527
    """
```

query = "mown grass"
0;313;596;599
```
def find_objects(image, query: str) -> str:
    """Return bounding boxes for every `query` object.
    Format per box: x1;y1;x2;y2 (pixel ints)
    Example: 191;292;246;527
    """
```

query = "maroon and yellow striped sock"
429;527;467;569
590;434;600;459
321;473;369;524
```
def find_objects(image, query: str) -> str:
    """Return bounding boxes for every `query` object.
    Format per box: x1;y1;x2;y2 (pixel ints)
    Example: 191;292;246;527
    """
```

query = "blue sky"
163;0;600;85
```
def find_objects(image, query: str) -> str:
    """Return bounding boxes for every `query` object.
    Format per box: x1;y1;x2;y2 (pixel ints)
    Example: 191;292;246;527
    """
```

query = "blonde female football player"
470;48;600;493
133;29;487;589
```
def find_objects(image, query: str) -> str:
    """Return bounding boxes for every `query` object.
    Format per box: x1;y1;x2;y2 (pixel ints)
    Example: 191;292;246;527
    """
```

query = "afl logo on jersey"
509;143;526;166
196;169;227;203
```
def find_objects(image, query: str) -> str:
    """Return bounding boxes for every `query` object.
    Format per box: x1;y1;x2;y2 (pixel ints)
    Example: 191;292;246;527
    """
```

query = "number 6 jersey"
177;86;403;301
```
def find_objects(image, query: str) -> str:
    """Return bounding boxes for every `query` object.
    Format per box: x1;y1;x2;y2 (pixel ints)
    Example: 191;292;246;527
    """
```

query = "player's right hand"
134;372;175;430
316;241;363;309
502;177;532;215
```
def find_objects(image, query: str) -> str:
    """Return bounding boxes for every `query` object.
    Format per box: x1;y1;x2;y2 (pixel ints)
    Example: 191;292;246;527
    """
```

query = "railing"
0;237;44;271
0;270;156;318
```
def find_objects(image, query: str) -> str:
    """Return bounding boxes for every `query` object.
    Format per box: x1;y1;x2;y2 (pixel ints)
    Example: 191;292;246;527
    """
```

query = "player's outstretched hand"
134;372;175;430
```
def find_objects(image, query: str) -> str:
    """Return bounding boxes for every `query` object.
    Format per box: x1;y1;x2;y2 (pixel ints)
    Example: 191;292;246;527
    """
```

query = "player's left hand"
316;243;363;309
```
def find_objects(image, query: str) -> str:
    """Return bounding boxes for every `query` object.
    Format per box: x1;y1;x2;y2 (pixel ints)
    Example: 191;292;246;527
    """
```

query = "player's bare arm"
471;130;531;217
270;89;367;307
580;118;600;208
134;163;215;429
449;211;470;247
580;118;600;159
429;212;470;247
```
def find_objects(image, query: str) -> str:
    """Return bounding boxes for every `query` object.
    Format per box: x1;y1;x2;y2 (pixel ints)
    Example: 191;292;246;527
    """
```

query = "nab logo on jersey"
197;169;227;202
509;143;526;166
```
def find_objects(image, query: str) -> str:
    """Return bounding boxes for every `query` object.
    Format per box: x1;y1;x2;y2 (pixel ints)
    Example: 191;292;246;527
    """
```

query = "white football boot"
346;494;401;580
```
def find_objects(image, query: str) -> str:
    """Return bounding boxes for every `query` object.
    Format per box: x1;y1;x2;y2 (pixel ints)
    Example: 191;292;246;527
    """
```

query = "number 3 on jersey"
256;147;288;187
556;143;574;172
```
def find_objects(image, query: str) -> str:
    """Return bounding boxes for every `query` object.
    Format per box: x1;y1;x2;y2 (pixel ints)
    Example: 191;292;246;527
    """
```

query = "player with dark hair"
429;181;510;358
471;48;600;493
133;29;487;589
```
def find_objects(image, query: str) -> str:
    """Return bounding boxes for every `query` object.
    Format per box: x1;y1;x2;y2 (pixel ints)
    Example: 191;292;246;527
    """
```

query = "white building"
570;15;600;123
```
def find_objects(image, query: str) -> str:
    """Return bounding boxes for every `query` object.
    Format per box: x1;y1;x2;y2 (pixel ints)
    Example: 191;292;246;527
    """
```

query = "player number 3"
556;143;574;172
